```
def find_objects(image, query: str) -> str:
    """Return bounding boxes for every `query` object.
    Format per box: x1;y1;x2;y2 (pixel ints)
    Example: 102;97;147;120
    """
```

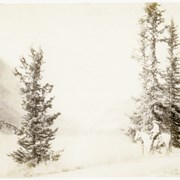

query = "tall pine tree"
166;19;180;106
131;3;166;132
142;3;165;104
165;19;180;147
10;48;61;167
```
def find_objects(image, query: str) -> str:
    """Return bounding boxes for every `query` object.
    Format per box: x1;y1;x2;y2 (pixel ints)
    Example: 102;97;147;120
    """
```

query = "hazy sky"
1;3;180;133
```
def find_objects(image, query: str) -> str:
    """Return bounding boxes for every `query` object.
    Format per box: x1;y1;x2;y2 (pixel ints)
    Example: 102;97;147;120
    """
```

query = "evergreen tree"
10;48;61;167
166;19;180;106
130;3;166;133
130;25;151;131
142;3;165;103
165;19;180;147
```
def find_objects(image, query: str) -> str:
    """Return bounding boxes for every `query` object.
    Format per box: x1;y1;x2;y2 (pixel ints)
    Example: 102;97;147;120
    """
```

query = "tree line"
130;3;180;148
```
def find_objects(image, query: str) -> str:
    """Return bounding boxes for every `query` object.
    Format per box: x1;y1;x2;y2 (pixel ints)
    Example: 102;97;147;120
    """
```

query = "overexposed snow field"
0;132;180;177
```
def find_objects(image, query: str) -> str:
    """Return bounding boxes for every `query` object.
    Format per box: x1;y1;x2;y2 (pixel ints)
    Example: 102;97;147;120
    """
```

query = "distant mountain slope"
0;59;22;132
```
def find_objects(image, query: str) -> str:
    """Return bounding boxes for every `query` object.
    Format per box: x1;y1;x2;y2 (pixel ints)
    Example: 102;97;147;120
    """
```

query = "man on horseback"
133;102;173;154
149;102;174;153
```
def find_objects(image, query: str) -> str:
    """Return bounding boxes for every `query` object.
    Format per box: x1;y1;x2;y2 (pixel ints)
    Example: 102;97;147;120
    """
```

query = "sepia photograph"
0;0;180;177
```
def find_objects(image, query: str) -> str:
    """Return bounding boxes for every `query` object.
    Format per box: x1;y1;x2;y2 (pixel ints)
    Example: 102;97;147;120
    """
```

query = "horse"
152;131;172;154
134;130;152;155
134;130;172;155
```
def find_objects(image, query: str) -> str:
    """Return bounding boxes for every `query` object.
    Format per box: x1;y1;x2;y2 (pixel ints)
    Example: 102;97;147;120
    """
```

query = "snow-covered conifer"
10;48;61;167
131;3;166;132
165;19;180;147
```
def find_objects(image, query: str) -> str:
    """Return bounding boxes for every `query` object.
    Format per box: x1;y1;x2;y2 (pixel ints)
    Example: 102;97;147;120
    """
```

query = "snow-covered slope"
41;154;180;177
1;132;180;178
0;60;22;130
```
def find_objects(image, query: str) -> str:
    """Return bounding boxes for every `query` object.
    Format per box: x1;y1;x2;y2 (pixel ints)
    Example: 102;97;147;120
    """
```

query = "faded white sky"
0;3;180;133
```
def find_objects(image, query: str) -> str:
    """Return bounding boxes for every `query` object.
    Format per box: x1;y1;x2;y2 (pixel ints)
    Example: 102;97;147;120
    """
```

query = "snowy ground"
41;154;180;177
0;132;180;177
